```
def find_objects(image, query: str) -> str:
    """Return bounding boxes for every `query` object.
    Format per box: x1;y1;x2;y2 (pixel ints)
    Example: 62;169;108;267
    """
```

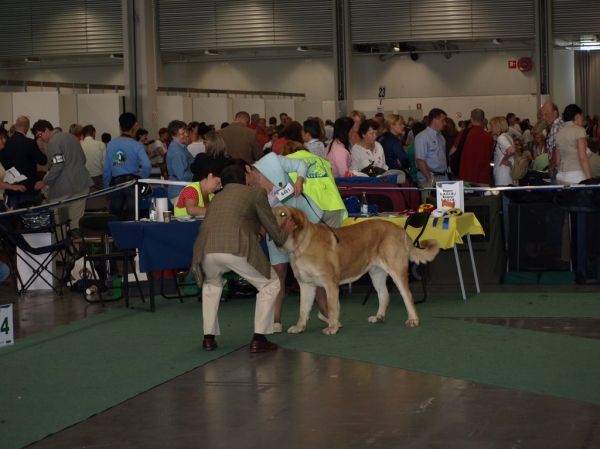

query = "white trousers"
201;253;280;336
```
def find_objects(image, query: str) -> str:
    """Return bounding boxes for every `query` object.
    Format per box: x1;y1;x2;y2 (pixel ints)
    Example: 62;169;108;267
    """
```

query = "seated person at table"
174;166;222;218
350;119;388;174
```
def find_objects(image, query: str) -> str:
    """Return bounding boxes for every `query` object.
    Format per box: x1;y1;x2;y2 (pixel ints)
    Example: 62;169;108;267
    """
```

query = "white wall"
157;96;192;126
58;95;78;131
552;50;575;111
78;94;123;140
232;99;265;119
193;97;233;127
265;99;295;122
0;93;13;127
0;50;565;126
12;92;61;136
162;57;334;102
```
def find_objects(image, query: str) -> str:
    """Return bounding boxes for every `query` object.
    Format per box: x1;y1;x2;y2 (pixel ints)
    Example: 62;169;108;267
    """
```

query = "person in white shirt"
154;127;169;177
350;119;388;173
80;124;106;185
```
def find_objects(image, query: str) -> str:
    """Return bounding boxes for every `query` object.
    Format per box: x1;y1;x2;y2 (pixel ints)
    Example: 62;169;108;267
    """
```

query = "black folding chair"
0;216;74;295
362;212;431;305
78;214;145;306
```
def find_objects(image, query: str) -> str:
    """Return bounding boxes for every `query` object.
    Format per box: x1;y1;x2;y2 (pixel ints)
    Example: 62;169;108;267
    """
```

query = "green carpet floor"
1;292;599;448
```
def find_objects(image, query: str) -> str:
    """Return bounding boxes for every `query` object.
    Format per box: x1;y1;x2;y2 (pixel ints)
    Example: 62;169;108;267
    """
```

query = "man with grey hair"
32;119;93;231
217;111;263;164
542;101;563;184
449;108;494;185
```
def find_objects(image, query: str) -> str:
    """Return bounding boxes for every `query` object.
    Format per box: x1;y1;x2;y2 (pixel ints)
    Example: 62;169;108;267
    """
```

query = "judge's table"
341;213;484;299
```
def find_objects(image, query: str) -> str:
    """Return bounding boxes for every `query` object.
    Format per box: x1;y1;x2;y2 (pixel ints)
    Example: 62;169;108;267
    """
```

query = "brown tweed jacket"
191;183;288;286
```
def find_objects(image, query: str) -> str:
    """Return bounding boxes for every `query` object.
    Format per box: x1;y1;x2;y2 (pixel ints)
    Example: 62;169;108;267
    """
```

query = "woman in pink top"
325;116;354;177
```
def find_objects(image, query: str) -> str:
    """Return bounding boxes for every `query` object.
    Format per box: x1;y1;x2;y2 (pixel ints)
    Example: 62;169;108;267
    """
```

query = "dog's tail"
408;239;440;265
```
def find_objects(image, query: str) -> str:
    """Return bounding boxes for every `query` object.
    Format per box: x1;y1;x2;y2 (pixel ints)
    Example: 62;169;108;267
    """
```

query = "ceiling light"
24;57;40;63
492;39;502;45
205;50;218;56
393;44;400;52
110;53;124;59
297;46;309;52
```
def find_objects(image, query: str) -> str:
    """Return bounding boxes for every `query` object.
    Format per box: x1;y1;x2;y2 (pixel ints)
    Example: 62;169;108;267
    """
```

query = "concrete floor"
2;279;600;449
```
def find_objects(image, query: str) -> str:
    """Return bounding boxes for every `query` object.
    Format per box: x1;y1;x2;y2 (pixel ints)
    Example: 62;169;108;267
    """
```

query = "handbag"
360;162;387;177
19;211;54;230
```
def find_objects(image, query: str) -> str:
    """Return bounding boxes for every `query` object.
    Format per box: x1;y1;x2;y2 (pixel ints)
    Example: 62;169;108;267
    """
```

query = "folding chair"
0;217;74;295
78;214;145;306
362;212;431;305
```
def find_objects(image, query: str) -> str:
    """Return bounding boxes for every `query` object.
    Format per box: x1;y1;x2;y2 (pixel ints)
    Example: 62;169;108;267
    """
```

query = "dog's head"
272;206;307;237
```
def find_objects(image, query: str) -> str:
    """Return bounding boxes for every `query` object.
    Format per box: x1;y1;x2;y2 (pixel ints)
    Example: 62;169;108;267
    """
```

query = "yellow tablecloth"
341;213;484;250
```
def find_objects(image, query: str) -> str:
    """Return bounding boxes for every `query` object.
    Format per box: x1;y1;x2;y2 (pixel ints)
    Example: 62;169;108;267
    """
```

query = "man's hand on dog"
281;217;297;234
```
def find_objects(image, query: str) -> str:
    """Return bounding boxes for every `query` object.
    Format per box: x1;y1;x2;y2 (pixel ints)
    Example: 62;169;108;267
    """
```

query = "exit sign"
508;60;517;69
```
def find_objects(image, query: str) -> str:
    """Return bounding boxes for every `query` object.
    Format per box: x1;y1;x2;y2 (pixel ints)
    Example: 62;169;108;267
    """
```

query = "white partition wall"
77;94;123;140
232;99;265;119
58;95;78;131
322;100;336;121
266;99;295;122
0;93;13;128
13;92;61;137
157;96;192;126
294;100;322;122
193;97;233;126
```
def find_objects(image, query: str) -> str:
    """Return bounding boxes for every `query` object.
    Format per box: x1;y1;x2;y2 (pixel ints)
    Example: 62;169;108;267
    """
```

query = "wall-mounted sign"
508;60;517;69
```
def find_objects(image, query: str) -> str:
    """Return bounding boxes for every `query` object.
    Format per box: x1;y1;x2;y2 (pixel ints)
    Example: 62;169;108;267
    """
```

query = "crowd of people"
1;103;599;350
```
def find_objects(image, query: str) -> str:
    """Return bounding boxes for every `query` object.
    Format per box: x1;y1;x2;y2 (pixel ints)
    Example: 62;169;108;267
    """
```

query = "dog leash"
301;192;340;244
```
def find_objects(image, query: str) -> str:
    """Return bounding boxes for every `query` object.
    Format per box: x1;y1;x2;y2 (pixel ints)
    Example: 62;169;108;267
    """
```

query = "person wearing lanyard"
103;112;152;221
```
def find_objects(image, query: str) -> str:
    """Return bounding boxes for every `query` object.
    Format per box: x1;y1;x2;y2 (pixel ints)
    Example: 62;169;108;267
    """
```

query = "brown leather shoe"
202;337;217;351
249;339;278;353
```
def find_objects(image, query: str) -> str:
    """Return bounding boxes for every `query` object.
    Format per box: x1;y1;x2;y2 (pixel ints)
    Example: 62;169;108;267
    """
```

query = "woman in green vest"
173;165;222;217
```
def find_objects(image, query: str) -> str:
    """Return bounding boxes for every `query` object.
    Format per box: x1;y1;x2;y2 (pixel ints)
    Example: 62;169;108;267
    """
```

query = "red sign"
416;103;422;110
508;60;517;69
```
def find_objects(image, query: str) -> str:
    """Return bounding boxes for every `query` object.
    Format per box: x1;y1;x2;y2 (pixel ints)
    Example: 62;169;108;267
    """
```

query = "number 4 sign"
0;304;14;346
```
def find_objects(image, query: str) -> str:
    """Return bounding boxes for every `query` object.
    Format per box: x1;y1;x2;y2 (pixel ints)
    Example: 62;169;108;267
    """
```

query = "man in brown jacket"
217;111;263;164
191;165;296;353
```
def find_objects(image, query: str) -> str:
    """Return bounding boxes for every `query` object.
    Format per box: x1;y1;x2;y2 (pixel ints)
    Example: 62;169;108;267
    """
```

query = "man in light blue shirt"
104;112;152;220
166;120;194;203
415;108;449;199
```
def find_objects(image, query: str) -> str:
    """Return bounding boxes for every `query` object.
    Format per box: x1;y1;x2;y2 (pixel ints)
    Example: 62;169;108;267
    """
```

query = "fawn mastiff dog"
273;206;440;335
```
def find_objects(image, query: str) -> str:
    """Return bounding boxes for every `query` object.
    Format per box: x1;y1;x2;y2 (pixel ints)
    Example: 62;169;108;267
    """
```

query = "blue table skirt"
109;219;268;273
109;220;202;272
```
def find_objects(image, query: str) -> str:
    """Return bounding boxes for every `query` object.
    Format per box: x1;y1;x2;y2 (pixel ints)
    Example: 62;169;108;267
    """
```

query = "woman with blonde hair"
489;116;516;186
379;114;408;170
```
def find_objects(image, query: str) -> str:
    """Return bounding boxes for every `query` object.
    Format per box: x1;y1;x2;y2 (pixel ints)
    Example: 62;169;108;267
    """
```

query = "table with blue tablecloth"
109;219;203;311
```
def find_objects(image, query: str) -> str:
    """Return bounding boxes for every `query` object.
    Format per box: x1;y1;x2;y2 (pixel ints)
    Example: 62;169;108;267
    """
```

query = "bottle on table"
360;192;369;216
149;198;157;222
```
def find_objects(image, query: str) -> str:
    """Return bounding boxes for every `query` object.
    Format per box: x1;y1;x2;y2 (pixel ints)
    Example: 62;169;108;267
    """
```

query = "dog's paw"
405;318;419;328
322;326;339;335
287;325;305;334
367;315;385;323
